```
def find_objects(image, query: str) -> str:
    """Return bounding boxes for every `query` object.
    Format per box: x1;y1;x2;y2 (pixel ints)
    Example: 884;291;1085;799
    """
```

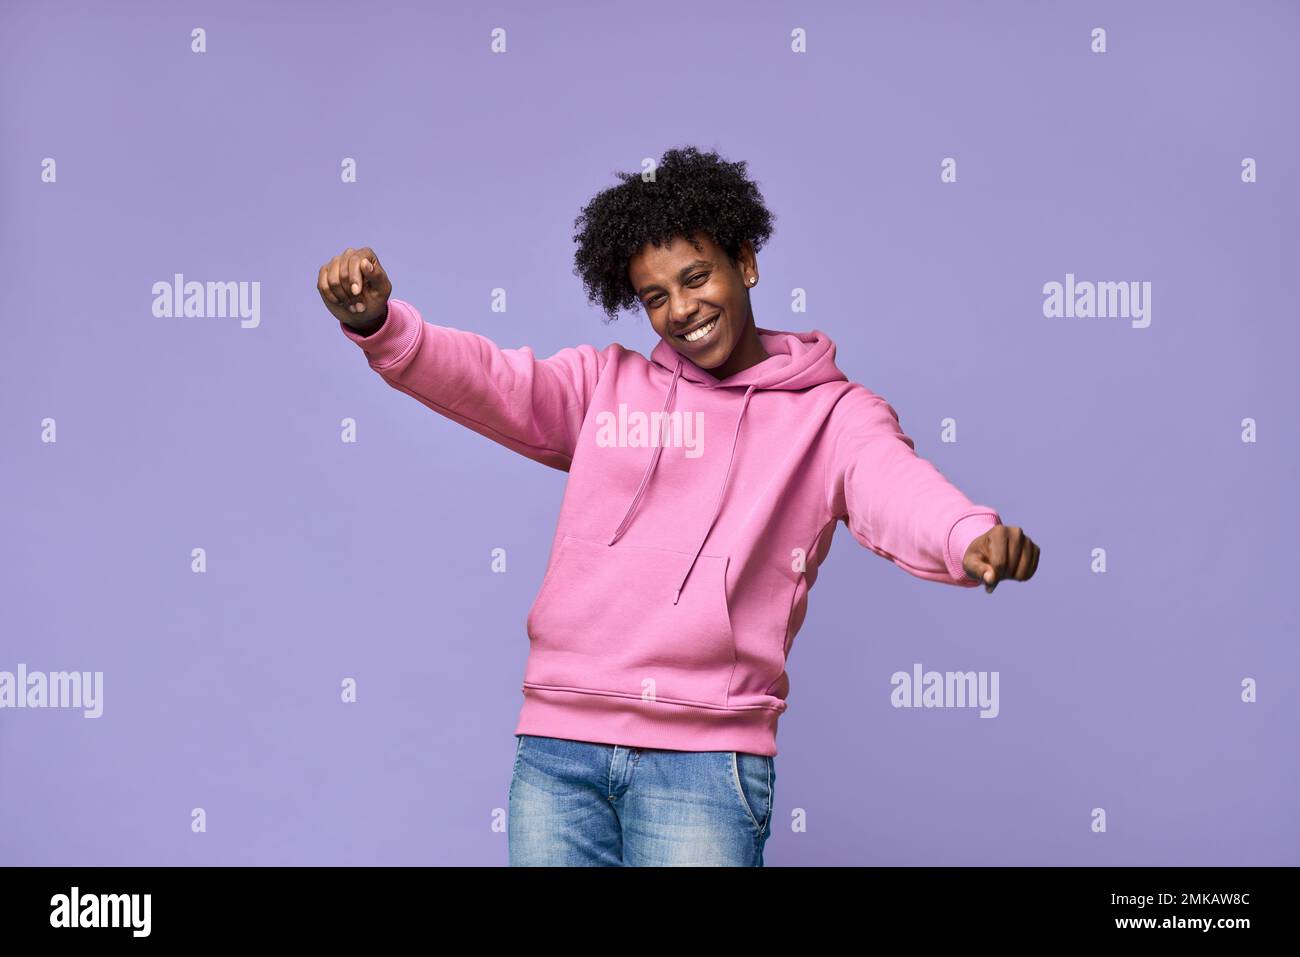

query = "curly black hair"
571;145;776;323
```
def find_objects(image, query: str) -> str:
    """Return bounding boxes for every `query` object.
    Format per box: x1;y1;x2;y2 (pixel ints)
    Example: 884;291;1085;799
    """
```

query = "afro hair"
571;145;776;323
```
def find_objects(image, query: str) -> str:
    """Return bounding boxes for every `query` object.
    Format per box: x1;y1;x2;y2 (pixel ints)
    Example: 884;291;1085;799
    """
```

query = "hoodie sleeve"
824;386;1002;586
338;298;610;471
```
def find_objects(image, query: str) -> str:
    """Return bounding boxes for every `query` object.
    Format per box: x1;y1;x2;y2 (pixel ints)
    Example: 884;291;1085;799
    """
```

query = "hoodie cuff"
338;298;422;369
945;509;1001;585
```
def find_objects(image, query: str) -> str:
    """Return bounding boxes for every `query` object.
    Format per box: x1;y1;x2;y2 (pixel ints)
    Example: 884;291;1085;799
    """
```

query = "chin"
676;331;733;370
678;343;725;370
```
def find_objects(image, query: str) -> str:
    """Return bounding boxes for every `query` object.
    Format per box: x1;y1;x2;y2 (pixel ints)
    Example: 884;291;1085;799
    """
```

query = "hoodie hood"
608;326;849;604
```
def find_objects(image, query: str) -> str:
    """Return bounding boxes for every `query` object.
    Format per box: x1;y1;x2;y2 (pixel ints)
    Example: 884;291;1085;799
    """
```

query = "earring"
748;277;756;285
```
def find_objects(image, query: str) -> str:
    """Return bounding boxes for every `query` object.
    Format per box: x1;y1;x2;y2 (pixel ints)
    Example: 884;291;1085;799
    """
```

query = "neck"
710;320;770;380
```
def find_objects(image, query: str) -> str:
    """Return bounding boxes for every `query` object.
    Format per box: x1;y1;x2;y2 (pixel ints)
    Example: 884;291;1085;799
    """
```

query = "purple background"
2;0;1296;866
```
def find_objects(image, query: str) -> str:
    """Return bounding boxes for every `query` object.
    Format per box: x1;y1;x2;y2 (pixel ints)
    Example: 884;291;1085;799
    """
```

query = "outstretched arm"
321;247;615;471
825;386;1003;587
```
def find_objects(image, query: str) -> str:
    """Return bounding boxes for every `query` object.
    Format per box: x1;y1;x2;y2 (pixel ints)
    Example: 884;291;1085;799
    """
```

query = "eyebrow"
635;259;712;298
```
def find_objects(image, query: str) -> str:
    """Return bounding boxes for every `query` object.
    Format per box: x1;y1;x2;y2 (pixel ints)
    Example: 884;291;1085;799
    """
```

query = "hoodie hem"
515;684;782;757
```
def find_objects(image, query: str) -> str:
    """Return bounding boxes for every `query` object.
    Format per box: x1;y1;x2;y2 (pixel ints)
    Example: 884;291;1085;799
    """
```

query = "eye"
644;274;707;308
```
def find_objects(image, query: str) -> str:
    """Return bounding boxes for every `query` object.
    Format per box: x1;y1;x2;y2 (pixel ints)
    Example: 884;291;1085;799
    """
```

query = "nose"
667;294;699;329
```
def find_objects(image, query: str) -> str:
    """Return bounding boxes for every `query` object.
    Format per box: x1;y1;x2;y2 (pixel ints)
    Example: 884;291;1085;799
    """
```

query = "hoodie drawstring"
672;384;755;604
607;356;757;605
607;358;683;547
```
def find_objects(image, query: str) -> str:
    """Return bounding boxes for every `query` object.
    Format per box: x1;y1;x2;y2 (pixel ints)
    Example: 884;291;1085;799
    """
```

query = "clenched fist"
962;525;1040;593
317;246;392;333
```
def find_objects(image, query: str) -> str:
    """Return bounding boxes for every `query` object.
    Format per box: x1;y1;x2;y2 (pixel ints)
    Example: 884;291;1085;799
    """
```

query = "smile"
678;315;719;343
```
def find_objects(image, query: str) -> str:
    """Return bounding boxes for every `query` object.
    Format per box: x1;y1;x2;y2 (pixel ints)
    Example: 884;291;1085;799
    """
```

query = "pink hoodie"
340;299;1001;756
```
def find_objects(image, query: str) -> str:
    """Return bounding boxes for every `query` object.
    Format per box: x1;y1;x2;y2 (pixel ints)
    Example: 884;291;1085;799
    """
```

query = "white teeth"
682;317;718;342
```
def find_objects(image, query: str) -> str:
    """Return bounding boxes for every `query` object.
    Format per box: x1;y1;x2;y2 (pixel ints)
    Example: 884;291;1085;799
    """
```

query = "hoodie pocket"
524;534;736;708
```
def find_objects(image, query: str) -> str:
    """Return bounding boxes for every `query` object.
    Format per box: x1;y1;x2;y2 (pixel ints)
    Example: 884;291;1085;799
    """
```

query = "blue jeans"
508;734;775;866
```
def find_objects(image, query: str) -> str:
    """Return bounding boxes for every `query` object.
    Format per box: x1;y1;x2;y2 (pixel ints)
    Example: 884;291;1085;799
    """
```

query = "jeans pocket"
728;751;774;835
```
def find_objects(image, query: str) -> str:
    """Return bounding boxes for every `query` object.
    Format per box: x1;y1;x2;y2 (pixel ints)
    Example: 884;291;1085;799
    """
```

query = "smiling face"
627;231;770;379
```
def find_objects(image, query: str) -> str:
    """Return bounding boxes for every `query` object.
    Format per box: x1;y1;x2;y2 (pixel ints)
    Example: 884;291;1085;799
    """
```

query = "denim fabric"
508;733;775;866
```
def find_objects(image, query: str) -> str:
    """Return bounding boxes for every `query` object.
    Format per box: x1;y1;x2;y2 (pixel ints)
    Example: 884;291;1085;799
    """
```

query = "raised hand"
317;246;393;331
